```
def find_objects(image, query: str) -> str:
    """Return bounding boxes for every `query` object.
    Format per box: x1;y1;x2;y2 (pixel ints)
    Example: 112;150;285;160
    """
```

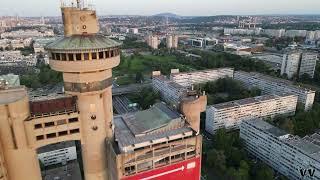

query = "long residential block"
205;93;298;134
234;71;316;110
170;68;234;87
240;119;320;180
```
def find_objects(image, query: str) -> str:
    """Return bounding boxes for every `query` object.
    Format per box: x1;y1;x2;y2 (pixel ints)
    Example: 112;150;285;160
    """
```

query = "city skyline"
1;0;320;17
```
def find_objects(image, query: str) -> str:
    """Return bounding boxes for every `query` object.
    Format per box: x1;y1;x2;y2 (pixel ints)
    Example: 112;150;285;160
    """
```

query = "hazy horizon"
1;0;320;17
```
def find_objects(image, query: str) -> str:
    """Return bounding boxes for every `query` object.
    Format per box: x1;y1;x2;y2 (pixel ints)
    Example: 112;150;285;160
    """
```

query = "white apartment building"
205;93;297;134
152;71;188;107
263;29;286;38
37;141;77;167
300;53;318;78
281;52;318;79
285;30;307;38
170;68;234;87
281;52;301;79
234;71;315;110
240;119;320;180
224;28;261;36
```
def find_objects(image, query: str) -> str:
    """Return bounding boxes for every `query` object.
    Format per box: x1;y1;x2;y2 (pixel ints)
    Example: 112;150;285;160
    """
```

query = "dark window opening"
36;135;44;141
111;50;114;57
69;118;79;123
92;126;98;131
76;54;82;61
68;54;74;61
34;124;42;129
51;53;56;60
92;52;97;60
70;129;80;134
58;131;68;136
46;133;57;139
91;115;96;120
56;53;61;60
99;52;104;59
61;53;67;61
105;51;110;58
44;122;55;127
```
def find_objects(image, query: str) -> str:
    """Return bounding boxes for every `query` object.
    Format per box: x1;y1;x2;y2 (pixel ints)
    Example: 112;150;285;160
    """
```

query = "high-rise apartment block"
281;52;318;79
234;71;315;110
240;119;320;180
147;35;159;49
205;93;297;134
170;68;234;87
166;35;178;49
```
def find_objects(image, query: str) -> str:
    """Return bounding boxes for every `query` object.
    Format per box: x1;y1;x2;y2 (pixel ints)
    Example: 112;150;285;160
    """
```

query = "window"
57;119;67;125
76;53;82;61
99;52;104;59
92;52;97;60
36;135;44;141
58;131;68;136
34;124;42;129
84;53;89;60
68;54;74;61
70;129;80;134
56;53;61;60
51;53;56;60
105;51;110;58
44;122;55;127
69;118;79;123
61;53;67;61
46;133;56;139
111;50;114;57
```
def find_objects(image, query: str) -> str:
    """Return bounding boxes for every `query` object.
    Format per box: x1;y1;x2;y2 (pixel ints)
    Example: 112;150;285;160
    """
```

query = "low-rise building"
37;141;77;167
240;119;320;180
170;68;234;87
234;71;316;110
205;93;297;134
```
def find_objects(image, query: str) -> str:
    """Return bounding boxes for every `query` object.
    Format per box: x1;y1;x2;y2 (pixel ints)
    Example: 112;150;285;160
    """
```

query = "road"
112;83;151;96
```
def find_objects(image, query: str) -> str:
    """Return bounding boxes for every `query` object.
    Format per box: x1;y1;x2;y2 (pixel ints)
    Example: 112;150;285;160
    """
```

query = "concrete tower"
46;1;121;179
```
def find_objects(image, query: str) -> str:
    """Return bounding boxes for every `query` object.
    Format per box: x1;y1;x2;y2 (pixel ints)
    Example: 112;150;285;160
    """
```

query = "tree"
135;72;144;83
237;160;250;180
207;149;227;174
252;163;274;180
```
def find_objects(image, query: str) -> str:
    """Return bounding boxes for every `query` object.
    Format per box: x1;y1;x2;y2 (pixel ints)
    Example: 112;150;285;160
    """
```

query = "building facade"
205;93;297;134
147;35;159;49
152;71;189;107
234;71;315;110
281;52;318;79
240;119;320;180
37;141;77;167
170;68;234;87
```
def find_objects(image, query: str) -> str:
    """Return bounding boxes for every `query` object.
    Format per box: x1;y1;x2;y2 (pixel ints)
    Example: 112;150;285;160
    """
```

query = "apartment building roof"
244;119;320;161
28;85;71;102
236;71;316;93
211;93;296;110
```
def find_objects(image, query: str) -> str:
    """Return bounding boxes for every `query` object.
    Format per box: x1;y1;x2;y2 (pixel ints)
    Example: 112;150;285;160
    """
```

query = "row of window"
34;118;79;130
36;128;80;141
50;49;120;61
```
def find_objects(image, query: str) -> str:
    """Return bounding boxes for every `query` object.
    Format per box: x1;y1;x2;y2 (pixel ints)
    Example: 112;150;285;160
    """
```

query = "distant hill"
153;13;180;18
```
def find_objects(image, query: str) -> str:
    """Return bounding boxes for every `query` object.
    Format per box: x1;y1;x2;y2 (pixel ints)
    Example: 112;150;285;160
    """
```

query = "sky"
0;0;320;17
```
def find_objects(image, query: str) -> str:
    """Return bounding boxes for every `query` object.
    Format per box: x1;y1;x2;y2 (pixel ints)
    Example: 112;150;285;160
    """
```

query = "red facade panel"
122;157;201;180
30;97;77;115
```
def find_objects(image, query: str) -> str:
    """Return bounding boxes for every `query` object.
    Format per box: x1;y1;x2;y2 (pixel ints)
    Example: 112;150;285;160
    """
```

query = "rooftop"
37;141;75;154
45;34;121;51
114;103;194;152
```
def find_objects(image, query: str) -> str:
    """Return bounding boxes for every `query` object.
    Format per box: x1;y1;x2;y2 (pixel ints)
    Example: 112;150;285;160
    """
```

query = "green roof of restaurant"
45;34;121;51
